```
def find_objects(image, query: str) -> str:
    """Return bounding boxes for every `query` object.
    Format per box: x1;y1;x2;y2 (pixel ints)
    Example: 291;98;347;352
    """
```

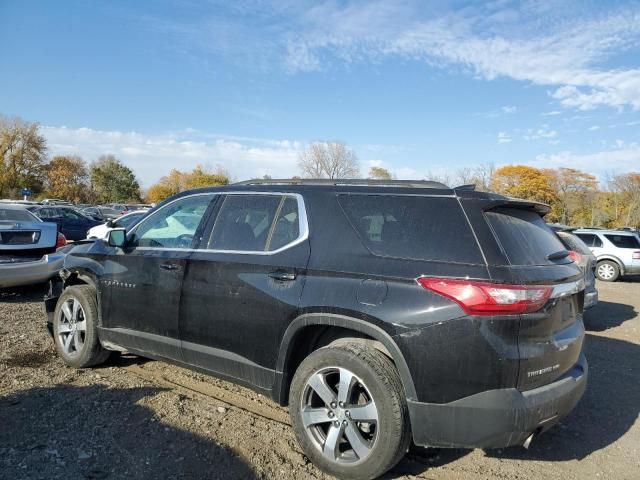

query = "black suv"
45;180;588;480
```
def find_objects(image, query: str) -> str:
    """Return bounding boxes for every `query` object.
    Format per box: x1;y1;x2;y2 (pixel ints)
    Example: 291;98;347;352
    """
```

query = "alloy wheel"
301;367;379;464
56;298;86;357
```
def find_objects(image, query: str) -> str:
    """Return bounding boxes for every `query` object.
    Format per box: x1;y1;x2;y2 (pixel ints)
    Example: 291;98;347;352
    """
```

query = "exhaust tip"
523;432;535;449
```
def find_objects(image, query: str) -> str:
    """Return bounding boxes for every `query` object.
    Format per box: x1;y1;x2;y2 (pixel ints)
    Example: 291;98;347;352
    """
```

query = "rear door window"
485;208;568;266
604;234;640;249
208;194;286;252
338;195;483;264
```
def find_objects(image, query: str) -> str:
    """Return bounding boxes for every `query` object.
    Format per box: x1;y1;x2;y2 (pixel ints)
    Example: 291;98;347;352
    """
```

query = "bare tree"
298;142;360;179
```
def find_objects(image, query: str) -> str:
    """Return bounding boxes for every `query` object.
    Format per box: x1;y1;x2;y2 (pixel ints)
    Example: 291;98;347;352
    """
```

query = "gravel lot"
1;279;639;480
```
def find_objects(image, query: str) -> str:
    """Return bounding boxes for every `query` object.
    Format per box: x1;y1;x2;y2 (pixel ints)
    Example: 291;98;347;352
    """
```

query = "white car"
86;210;147;240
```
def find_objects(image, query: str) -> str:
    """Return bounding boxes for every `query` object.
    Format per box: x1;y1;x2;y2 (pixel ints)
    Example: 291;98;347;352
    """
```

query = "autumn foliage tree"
0;116;47;197
491;165;558;205
146;164;229;203
368;166;393;180
45;155;90;203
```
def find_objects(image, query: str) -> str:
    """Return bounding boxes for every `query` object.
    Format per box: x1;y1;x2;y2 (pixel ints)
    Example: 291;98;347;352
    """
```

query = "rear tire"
53;285;110;368
596;260;620;282
289;342;410;480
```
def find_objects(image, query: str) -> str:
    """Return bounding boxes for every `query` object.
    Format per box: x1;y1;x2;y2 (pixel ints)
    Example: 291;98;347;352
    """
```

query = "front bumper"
0;252;65;288
408;353;588;449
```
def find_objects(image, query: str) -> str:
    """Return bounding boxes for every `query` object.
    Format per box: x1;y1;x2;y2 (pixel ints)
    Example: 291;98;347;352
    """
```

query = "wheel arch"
273;313;417;405
596;255;625;274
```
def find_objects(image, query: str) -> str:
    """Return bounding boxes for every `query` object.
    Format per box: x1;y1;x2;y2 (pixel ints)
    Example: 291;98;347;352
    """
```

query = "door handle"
268;270;296;281
160;263;180;271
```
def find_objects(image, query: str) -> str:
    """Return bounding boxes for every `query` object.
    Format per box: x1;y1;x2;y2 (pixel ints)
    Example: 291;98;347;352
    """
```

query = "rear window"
0;208;38;222
604;234;640;249
557;231;593;256
485;208;567;266
337;195;483;264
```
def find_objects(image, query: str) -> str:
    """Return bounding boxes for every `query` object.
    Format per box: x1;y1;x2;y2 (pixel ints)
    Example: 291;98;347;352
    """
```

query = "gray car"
574;228;640;281
549;224;598;308
0;205;65;288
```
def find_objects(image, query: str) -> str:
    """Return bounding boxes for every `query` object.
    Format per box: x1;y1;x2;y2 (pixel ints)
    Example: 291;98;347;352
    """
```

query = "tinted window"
557;232;593;256
485;208;567;266
604;234;640;249
209;195;282;251
338;195;483;264
0;208;38;222
36;208;57;219
576;233;603;248
59;208;85;220
269;197;300;251
133;194;212;248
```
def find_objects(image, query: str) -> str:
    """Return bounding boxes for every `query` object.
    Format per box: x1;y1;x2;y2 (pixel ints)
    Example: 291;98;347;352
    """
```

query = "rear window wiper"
547;249;570;261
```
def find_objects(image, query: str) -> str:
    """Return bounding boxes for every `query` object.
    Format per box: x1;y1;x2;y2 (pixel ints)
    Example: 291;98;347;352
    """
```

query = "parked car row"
573;228;640;282
0;200;149;288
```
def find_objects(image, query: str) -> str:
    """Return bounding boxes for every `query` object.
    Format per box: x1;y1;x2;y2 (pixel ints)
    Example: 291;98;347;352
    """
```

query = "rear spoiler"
455;190;551;216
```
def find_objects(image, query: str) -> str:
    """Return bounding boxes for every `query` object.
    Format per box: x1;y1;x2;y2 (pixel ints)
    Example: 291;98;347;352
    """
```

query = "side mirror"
107;228;127;248
106;219;114;228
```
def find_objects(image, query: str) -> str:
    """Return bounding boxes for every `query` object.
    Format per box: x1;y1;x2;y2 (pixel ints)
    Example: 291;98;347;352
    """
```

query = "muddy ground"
1;279;639;479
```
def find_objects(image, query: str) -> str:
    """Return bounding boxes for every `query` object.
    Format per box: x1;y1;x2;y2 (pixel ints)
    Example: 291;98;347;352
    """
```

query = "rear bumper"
584;290;598;309
408;353;588;449
0;252;65;288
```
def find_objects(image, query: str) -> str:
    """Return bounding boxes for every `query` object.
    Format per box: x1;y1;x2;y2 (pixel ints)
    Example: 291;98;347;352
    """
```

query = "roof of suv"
574;228;639;236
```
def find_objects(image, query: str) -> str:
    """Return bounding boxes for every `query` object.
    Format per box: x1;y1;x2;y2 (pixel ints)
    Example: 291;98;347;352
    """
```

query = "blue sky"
1;0;639;186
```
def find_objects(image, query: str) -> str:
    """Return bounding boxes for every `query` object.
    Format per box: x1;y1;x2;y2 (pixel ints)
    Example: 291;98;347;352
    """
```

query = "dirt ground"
1;279;639;480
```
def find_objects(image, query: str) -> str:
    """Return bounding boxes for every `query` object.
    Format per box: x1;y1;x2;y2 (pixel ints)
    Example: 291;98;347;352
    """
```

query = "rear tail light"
633;251;640;260
417;277;552;315
56;232;67;249
567;250;582;263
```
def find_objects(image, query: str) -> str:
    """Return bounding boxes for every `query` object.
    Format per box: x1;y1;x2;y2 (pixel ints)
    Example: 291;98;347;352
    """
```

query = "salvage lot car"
44;180;588;480
574;228;640;282
0;204;66;288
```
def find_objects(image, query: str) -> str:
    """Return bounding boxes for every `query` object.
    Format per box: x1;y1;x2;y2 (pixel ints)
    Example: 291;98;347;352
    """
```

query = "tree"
145;164;229;203
368;166;393;180
612;172;640;227
45;155;90;203
491;165;558;204
89;155;141;203
544;168;598;224
0;116;47;198
298;142;359;179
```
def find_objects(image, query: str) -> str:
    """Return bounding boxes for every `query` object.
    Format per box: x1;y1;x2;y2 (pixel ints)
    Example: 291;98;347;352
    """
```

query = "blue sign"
21;188;32;197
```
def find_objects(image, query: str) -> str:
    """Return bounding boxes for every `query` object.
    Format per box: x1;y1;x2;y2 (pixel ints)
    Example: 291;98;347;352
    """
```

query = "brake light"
56;232;67;249
567;250;582;263
633;251;640;260
417;277;552;315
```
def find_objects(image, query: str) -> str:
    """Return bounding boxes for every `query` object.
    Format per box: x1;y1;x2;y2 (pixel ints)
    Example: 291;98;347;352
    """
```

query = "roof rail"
233;178;450;189
453;184;476;191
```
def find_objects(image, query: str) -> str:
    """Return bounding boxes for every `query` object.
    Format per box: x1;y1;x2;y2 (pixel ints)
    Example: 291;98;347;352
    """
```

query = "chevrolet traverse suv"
45;180;588;480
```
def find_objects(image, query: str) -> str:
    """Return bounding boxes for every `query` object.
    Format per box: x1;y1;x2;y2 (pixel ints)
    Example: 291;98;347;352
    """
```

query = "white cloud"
542;110;563;116
41;126;302;186
282;3;640;110
533;144;640;177
497;131;512;143
501;105;517;114
524;126;557;140
589;125;600;131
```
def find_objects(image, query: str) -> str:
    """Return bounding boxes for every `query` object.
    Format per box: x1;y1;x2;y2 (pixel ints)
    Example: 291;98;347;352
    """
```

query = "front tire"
53;285;110;368
289;342;410;480
596;260;620;282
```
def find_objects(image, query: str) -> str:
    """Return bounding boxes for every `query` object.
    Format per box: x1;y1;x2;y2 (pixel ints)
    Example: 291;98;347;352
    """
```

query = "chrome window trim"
131;191;309;256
